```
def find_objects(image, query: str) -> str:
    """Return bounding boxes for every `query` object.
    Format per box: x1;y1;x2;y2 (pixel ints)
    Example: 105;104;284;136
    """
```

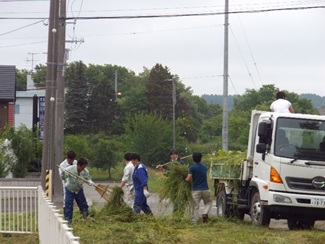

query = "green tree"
16;69;28;91
87;79;117;134
146;64;173;120
199;103;223;142
91;138;123;179
0;139;15;177
64;134;91;159
124;112;173;166
32;64;47;85
65;61;89;134
228;110;250;151
118;74;149;116
233;84;317;114
233;84;277;111
1;125;41;177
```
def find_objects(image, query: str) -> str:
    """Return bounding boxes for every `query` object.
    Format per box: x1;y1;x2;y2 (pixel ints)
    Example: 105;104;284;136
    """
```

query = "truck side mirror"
256;143;266;153
258;122;268;138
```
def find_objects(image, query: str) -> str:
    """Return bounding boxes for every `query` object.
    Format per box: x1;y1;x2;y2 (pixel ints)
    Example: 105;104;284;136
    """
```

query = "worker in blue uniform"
131;153;152;214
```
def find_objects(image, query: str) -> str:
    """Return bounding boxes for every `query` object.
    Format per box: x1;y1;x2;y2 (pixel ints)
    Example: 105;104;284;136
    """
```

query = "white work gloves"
143;189;151;198
88;180;94;186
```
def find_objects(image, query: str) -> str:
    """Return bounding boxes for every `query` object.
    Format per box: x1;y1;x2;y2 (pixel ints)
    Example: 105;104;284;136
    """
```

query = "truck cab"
215;110;325;229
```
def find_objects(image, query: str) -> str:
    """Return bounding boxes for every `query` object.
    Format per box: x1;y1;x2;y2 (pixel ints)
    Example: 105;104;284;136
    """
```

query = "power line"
82;24;223;37
233;1;264;86
1;5;324;20
0;19;44;37
228;76;238;95
230;26;256;89
0;40;47;48
65;6;325;20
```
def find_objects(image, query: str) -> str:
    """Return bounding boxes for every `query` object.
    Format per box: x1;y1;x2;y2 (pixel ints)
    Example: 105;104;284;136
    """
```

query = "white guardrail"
0;186;80;243
38;186;80;244
0;186;37;233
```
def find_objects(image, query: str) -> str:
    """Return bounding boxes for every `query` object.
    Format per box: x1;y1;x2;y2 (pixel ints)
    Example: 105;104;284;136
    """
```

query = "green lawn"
69;212;325;244
3;163;325;243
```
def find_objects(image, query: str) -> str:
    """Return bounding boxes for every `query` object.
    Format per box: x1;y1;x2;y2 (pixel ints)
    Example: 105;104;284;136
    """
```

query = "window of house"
14;104;20;114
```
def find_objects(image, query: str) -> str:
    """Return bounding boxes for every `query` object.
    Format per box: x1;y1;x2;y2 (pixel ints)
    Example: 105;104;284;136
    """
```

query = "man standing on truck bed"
270;91;294;113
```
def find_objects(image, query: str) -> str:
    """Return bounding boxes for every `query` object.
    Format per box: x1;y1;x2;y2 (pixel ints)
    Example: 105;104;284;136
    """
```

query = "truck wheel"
217;189;245;219
217;189;230;217
287;219;315;230
250;191;271;227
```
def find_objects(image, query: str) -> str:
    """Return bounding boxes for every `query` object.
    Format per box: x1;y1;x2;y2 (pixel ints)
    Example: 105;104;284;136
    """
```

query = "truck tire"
217;189;244;219
287;219;315;230
250;191;271;227
217;189;231;217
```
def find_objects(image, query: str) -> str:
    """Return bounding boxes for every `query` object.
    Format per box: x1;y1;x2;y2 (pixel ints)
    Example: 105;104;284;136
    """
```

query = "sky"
1;0;325;96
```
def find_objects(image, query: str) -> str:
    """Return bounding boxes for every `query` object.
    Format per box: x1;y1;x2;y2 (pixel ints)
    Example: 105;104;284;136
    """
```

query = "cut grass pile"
158;163;192;217
70;213;325;244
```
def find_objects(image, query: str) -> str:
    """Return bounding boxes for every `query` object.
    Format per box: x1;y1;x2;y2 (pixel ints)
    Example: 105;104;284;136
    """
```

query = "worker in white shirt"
58;150;77;213
120;152;135;207
270;91;294;113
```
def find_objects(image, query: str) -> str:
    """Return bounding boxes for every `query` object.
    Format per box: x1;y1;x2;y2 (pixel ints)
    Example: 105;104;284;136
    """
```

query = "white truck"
212;110;325;229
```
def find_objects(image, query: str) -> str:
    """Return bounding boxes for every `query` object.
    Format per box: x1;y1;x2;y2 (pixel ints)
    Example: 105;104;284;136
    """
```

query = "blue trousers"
133;190;152;214
65;187;89;222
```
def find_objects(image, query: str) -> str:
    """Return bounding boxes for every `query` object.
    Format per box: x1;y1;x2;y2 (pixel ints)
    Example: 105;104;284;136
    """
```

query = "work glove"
60;167;66;172
143;189;151;198
88;180;94;186
156;164;163;170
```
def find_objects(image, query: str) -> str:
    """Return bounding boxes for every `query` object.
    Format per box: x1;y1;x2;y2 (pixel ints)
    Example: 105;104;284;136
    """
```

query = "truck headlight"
273;194;292;203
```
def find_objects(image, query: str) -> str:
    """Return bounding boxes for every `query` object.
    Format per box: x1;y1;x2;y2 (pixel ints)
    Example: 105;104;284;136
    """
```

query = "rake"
56;165;112;202
156;154;192;169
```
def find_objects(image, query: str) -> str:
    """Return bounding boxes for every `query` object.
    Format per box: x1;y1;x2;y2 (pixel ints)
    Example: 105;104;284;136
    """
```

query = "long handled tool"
156;154;192;169
56;165;112;201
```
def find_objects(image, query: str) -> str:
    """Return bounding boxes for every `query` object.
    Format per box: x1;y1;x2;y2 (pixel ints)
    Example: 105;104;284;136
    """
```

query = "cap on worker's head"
169;149;178;155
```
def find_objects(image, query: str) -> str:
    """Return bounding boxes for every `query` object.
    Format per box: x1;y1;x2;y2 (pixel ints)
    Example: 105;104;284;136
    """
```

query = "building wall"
0;103;8;129
8;102;14;126
15;97;33;129
15;91;45;129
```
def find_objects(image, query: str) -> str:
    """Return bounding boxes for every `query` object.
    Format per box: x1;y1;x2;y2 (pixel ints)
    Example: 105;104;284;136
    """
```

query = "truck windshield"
275;117;325;161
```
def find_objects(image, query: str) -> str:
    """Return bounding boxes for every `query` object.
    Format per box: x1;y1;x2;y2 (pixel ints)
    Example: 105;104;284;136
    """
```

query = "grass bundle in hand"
158;163;192;217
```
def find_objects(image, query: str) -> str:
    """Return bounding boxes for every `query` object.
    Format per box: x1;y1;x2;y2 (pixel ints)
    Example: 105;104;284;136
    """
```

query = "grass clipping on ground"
158;163;192;217
99;186;136;222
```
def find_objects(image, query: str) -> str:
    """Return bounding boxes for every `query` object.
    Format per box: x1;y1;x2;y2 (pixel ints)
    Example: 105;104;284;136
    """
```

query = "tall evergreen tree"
87;79;117;134
65;61;89;134
146;64;173;120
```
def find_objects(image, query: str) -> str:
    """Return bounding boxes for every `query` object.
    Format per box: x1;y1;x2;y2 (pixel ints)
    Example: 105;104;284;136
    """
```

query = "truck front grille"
286;177;325;193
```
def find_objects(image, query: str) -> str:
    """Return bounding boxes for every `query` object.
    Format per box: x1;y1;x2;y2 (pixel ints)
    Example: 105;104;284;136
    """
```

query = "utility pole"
222;0;229;151
172;78;176;150
27;52;39;72
165;78;177;149
54;0;67;202
114;70;118;98
41;0;59;190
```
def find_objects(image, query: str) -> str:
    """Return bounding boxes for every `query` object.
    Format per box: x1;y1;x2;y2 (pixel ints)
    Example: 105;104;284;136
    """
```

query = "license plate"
311;198;325;206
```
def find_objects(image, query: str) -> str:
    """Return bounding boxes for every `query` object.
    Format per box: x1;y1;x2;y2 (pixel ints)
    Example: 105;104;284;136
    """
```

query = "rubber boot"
202;214;208;223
